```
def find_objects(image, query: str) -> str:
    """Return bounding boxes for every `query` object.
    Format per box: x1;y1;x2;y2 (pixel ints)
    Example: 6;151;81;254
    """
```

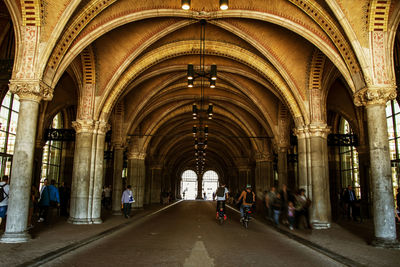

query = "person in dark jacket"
38;179;50;222
272;193;282;226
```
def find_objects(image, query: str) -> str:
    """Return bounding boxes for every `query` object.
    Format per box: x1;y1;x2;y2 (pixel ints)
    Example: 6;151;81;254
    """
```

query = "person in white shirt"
0;176;10;226
214;182;229;219
121;185;134;218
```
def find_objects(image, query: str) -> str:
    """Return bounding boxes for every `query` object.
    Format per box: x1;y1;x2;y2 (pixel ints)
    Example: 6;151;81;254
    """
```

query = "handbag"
129;195;135;203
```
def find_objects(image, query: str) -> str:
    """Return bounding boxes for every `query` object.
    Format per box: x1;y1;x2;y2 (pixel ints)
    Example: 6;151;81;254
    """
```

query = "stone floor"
0;201;399;266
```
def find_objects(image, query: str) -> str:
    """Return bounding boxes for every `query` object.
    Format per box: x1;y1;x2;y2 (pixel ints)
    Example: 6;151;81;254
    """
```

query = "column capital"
255;152;273;162
354;85;396;106
127;152;146;160
95;121;110;135
72;119;95;134
9;80;53;102
294;124;330;139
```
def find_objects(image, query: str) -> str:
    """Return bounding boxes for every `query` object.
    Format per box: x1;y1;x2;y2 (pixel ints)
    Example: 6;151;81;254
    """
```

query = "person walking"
0;176;10;227
121;185;134;218
265;187;276;222
38;179;51;223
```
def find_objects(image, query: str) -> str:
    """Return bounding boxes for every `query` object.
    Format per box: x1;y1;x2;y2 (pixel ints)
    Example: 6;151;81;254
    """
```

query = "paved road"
44;201;343;266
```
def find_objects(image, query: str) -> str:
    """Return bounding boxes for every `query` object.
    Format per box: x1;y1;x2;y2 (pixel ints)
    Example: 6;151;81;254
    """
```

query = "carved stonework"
9;80;53;102
294;124;330;139
255;153;273;162
354;86;396;106
127;152;146;160
72;119;95;134
96;121;110;136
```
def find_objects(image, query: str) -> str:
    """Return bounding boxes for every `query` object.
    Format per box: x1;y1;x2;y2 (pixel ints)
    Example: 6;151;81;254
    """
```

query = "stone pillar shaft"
128;156;146;208
112;147;124;215
91;123;107;223
277;148;288;189
366;104;397;243
68;120;94;224
1;98;40;243
309;132;331;229
150;168;162;203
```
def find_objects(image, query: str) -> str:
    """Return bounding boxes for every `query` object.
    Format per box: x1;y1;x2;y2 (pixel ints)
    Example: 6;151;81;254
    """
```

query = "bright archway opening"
202;170;219;200
181;170;197;200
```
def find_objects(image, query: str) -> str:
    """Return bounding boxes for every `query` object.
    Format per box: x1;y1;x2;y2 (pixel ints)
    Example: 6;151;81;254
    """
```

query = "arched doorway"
202;170;219;200
181;170;197;200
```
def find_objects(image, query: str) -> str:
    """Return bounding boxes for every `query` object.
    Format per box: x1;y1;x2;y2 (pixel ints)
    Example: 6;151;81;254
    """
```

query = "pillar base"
92;218;103;224
311;221;331;229
0;231;31;243
67;217;93;225
371;238;400;249
112;210;122;215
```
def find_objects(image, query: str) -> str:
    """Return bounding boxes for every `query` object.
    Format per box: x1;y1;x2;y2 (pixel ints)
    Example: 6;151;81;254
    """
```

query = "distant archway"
202;170;219;200
181;170;197;200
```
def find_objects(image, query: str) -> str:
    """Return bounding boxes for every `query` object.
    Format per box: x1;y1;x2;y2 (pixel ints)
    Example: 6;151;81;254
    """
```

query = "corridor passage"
44;201;342;266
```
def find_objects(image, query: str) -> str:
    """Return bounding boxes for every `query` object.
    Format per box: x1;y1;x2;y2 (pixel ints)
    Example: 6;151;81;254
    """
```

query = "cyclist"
238;184;255;222
215;182;229;220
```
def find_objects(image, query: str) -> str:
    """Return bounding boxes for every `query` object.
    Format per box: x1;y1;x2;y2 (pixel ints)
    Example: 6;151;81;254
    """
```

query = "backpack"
0;185;8;202
245;190;253;204
216;187;225;197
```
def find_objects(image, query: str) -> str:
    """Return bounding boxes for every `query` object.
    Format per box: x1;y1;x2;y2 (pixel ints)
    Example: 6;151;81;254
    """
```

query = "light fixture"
187;64;194;79
210;65;217;80
209;80;215;88
188;79;194;88
219;0;228;10
181;0;191;10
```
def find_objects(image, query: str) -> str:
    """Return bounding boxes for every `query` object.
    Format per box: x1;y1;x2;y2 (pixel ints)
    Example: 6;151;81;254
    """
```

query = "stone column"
112;145;124;215
1;81;51;243
354;86;398;246
68;120;95;224
128;153;146;208
308;125;331;229
91;121;109;224
294;127;311;197
277;147;288;189
150;166;162;203
255;153;272;200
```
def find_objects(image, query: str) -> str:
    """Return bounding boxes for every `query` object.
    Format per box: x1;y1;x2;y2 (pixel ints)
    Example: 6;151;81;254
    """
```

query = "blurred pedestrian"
0;176;10;227
121;185;134;218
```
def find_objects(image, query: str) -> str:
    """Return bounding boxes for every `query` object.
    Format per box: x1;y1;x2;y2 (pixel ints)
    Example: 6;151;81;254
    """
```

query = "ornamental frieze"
353;85;396;106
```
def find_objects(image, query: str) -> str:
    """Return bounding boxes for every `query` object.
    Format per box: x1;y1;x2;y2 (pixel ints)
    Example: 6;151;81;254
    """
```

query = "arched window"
0;91;19;177
181;170;197;200
386;99;400;195
202;170;219;200
339;118;360;198
41;112;63;187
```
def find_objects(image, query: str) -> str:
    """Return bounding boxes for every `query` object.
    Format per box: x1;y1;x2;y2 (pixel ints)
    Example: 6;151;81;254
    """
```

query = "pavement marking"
18;201;185;267
183;241;214;267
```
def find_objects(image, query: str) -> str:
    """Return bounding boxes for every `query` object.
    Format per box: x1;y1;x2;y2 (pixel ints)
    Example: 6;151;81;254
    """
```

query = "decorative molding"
21;0;41;26
72;119;95;134
368;0;391;32
96;121;110;135
9;80;53;102
127;152;146;160
288;0;360;73
46;0;116;72
294;124;330;139
353;85;396;106
255;152;273;162
309;49;326;123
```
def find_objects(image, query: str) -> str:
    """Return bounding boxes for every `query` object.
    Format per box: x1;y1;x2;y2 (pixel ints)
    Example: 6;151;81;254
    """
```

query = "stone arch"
98;41;306;126
308;49;327;123
77;45;96;121
48;9;356;93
